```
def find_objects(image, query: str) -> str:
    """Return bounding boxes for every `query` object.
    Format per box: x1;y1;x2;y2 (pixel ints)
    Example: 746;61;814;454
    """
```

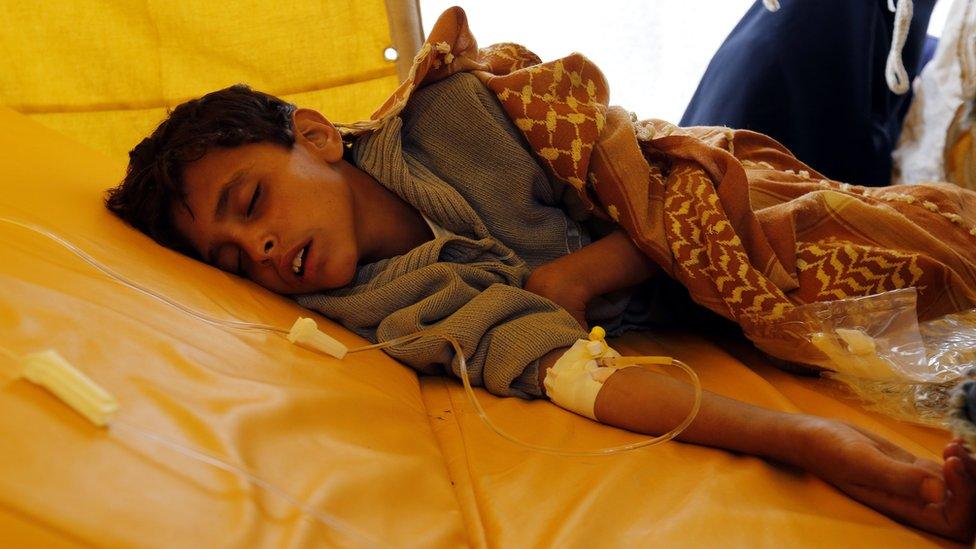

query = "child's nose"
243;232;277;264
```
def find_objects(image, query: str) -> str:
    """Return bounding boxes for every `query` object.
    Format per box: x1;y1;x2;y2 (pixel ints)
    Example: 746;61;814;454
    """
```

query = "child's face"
172;135;360;295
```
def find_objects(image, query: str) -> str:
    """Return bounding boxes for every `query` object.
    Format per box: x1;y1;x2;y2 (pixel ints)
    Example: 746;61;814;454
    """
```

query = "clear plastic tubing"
350;333;702;456
1;215;703;456
2;215;706;543
0;217;285;334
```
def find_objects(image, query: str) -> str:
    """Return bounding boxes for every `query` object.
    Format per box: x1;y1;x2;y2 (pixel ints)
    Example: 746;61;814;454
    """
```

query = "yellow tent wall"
0;0;422;164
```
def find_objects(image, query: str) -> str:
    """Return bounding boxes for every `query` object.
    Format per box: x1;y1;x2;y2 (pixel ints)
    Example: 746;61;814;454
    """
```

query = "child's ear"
292;108;344;163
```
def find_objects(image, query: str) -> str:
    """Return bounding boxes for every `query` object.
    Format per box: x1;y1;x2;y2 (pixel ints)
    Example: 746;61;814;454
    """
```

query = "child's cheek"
317;240;358;290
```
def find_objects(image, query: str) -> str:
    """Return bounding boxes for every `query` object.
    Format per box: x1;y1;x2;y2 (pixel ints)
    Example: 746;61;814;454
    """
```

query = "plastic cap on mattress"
20;350;119;427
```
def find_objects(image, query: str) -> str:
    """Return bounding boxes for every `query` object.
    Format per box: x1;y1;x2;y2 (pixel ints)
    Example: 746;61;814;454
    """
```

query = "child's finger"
839;483;949;537
945;441;976;475
841;482;970;542
957;448;976;488
855;454;945;502
942;457;976;537
944;456;971;495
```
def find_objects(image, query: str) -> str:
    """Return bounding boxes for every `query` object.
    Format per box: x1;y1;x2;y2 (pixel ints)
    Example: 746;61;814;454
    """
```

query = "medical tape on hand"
544;329;625;420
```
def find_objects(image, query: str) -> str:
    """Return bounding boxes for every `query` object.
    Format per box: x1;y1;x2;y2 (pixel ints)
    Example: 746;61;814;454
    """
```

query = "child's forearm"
538;349;808;463
564;229;659;301
538;351;975;541
525;229;658;320
592;365;808;464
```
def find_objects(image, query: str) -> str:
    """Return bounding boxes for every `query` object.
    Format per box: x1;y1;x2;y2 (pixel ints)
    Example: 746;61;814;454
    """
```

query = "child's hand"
797;419;975;541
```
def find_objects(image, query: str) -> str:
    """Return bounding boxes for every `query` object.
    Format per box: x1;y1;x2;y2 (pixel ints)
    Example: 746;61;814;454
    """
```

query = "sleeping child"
104;8;976;542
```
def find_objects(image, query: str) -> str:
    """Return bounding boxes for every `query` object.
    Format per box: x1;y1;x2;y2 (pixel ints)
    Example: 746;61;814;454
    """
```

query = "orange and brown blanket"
341;7;976;368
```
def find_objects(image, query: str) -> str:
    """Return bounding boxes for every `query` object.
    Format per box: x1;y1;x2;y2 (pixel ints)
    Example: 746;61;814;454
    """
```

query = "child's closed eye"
246;183;261;218
232;183;263;275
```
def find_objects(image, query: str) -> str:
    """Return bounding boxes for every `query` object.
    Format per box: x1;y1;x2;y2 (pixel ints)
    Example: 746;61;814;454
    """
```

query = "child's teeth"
292;248;305;274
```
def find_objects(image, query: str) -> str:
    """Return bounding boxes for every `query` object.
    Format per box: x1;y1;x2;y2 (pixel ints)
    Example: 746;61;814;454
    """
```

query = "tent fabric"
0;0;410;163
0;105;962;547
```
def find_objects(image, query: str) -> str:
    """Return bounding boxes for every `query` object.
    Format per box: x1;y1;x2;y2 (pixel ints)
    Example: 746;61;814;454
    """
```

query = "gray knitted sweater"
297;73;592;398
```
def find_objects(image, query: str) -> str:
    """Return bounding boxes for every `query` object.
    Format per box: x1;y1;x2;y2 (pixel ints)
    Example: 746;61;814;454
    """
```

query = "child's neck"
341;161;433;263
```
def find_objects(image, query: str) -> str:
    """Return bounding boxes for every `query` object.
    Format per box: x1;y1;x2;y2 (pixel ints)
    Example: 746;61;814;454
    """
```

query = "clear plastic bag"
750;288;976;427
751;288;927;379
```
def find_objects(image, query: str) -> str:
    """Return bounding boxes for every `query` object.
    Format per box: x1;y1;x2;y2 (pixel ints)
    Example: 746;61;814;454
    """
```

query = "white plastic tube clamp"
288;317;348;359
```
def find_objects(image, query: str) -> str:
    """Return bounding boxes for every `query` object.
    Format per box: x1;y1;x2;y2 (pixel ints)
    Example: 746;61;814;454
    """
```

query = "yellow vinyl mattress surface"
0;106;965;547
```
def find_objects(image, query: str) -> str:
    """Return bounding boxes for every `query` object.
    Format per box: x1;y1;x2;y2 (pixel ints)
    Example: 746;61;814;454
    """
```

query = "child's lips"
284;239;311;284
299;240;313;282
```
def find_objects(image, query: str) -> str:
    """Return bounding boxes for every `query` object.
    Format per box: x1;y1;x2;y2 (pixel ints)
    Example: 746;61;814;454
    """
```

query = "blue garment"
681;0;937;186
964;380;976;424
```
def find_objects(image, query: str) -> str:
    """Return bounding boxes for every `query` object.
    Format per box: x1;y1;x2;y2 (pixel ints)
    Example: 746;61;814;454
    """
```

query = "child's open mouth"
291;241;311;278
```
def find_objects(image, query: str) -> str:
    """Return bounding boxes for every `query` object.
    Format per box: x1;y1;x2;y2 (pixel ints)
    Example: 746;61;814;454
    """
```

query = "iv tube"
0;344;18;362
0;217;286;335
2;215;705;540
1;215;703;456
349;333;702;457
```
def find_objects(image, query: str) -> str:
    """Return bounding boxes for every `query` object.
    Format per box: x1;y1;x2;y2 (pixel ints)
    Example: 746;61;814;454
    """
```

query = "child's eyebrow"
213;165;253;222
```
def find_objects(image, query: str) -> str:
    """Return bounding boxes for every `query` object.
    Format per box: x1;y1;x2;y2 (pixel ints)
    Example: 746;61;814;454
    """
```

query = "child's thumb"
861;456;944;503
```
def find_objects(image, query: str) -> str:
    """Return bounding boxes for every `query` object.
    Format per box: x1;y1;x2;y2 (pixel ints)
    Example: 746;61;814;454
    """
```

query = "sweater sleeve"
296;238;586;398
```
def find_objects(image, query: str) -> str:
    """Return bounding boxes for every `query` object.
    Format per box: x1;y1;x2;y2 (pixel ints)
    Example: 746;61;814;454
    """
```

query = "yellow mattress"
0;106;962;547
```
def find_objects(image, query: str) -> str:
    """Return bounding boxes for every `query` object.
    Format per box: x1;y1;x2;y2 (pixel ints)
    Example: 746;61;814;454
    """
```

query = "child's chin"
315;259;357;291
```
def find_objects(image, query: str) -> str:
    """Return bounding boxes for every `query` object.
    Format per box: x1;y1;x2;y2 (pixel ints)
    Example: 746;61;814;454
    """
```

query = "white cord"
885;0;914;95
762;0;915;95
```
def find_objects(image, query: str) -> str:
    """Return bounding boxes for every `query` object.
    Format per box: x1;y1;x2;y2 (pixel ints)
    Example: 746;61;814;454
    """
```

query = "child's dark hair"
105;84;297;257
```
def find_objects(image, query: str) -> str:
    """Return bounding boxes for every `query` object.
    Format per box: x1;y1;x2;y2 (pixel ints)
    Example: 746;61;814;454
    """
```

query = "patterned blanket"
340;7;976;369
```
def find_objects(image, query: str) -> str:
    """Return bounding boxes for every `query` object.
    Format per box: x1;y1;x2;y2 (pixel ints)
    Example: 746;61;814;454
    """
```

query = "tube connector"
20;350;118;427
288;317;348;359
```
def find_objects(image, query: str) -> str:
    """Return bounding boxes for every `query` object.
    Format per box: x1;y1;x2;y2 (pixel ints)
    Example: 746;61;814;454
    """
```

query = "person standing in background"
682;0;938;186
